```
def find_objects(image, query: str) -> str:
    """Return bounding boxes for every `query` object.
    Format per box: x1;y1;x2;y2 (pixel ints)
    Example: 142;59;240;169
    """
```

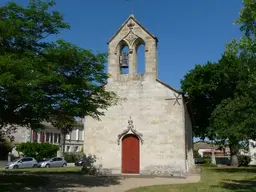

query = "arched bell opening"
133;38;146;74
118;40;130;74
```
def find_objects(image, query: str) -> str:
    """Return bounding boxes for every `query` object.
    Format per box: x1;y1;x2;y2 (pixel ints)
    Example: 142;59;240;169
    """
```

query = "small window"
66;134;70;140
74;146;79;152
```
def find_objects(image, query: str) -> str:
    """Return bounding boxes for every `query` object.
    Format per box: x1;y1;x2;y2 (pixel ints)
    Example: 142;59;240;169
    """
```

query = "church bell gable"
107;14;158;82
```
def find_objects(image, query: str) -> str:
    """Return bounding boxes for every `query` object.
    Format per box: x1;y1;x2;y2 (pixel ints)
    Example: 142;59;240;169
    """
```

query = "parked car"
37;158;51;167
5;157;38;169
74;160;85;166
40;157;67;168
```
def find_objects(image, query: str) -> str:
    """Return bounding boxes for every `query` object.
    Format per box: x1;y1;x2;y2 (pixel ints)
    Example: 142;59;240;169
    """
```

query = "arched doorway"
122;134;140;174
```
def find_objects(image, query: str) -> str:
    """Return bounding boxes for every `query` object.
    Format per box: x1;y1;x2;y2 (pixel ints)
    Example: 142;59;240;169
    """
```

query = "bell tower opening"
120;46;129;74
136;42;145;74
107;14;158;82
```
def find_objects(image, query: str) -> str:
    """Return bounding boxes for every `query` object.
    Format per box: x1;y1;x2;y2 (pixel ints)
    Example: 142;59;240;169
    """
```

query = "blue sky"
4;0;243;89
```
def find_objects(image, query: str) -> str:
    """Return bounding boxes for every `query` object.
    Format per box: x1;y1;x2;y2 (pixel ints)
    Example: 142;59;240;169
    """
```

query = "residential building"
9;119;84;157
194;141;230;157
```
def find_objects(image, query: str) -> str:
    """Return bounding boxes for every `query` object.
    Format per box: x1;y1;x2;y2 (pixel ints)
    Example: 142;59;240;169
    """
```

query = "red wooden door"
122;134;140;174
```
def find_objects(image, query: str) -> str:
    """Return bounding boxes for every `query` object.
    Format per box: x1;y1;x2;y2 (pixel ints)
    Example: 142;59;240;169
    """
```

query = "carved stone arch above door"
117;117;143;145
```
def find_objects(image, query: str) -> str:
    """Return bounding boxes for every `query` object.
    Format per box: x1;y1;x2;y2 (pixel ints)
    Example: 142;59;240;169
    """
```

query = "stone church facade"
84;14;194;177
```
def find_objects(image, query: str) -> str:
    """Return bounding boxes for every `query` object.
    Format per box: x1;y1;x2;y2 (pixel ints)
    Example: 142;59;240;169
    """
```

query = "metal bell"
120;53;129;68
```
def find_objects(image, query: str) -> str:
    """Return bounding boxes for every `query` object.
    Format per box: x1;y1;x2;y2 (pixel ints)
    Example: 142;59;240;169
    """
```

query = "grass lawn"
128;167;256;192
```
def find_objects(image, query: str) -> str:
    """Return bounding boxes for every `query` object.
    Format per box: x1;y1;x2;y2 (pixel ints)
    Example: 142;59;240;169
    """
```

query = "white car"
40;157;67;168
5;157;38;169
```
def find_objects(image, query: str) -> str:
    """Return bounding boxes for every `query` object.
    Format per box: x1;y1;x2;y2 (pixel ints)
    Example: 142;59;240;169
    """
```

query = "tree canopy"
181;0;256;165
0;0;117;138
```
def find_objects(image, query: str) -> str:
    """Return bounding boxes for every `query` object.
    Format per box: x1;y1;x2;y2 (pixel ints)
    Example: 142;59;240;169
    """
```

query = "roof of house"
41;119;84;130
194;141;219;150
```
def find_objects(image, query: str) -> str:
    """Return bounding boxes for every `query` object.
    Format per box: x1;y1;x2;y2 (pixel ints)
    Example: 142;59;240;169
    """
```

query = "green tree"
49;114;83;155
234;0;256;38
181;0;256;166
181;56;241;139
0;0;117;137
0;0;70;131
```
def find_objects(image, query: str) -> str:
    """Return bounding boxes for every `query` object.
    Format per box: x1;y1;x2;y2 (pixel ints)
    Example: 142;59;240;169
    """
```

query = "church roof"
107;14;158;44
156;79;183;94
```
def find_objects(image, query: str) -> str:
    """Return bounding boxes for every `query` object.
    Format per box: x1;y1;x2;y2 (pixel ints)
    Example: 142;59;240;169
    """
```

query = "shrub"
16;142;59;160
63;152;85;163
203;157;212;164
193;150;201;158
238;155;251;167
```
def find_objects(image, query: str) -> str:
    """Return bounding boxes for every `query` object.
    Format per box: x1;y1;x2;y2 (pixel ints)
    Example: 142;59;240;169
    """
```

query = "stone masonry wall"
84;79;188;177
185;104;194;169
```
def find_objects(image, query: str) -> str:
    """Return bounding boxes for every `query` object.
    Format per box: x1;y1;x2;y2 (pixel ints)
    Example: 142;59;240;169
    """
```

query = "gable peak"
107;14;158;44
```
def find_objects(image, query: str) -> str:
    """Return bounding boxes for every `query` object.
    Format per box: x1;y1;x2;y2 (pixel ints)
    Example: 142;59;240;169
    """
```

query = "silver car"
5;157;38;169
40;157;67;168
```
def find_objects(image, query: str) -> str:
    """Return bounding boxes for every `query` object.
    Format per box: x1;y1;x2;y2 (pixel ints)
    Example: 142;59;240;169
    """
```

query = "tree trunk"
230;144;239;167
58;133;66;157
62;133;66;154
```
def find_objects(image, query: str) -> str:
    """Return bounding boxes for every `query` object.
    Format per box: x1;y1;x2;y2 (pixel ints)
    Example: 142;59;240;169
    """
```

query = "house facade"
10;119;84;157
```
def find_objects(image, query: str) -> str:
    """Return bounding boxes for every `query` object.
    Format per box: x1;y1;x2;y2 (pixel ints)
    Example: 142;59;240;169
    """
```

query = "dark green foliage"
234;0;256;38
63;152;85;163
0;0;118;136
203;157;212;165
193;150;201;158
16;142;59;160
238;155;251;167
181;1;256;166
0;0;70;129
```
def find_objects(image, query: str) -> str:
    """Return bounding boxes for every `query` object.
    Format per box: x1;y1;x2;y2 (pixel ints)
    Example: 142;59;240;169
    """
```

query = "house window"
58;134;61;144
32;130;37;142
54;133;57;143
66;134;70;140
40;132;44;143
46;133;49;142
81;130;84;141
76;129;79;140
66;146;70;152
50;133;53;143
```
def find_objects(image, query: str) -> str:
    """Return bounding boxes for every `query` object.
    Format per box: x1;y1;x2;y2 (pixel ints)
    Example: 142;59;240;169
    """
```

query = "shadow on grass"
211;167;256;173
0;167;82;174
0;174;122;192
212;179;256;192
